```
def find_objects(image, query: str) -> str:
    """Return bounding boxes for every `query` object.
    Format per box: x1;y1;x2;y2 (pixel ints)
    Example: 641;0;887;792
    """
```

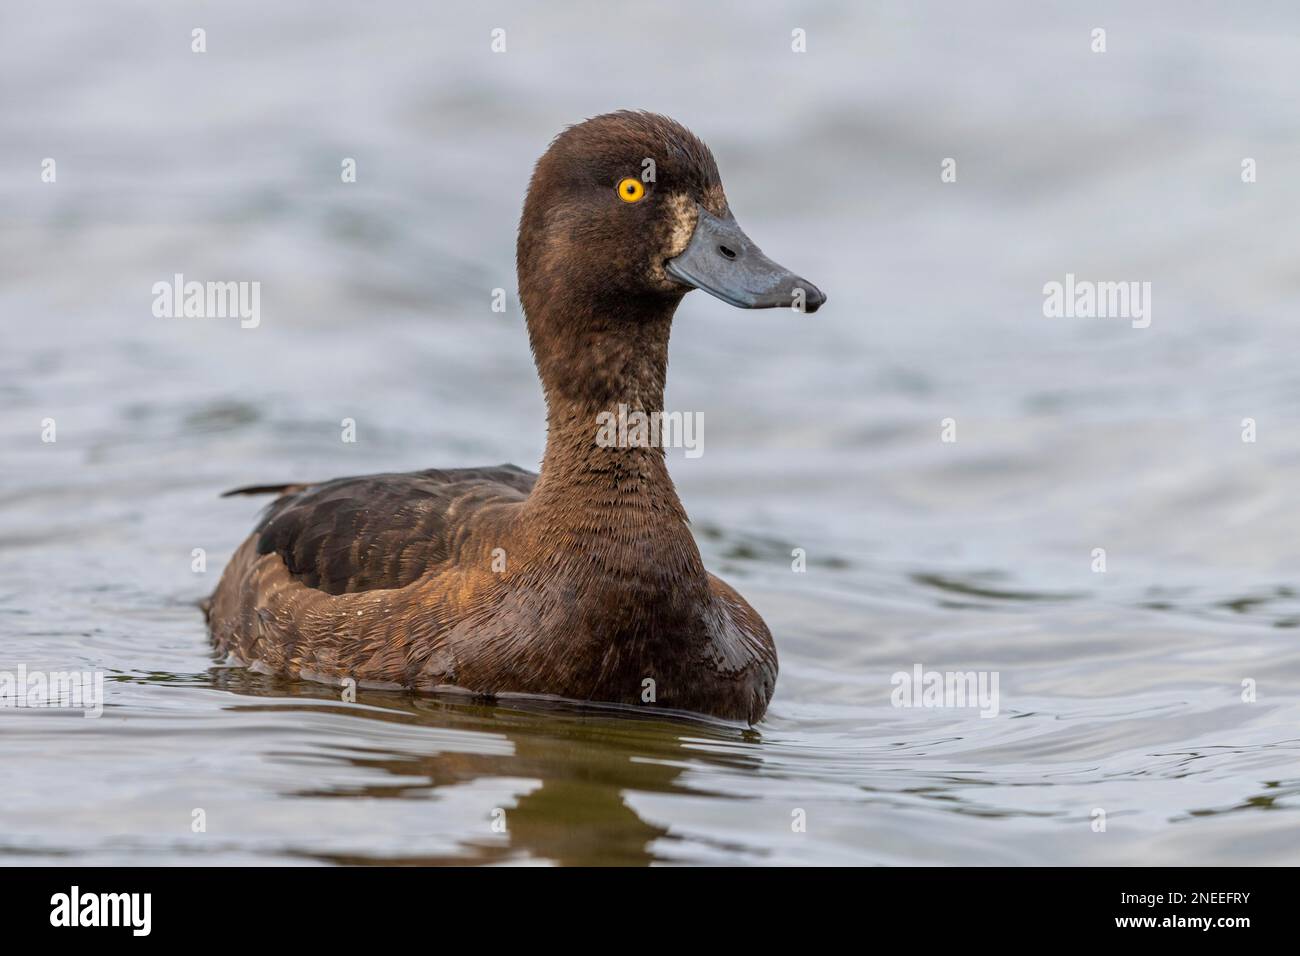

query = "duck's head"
517;111;826;328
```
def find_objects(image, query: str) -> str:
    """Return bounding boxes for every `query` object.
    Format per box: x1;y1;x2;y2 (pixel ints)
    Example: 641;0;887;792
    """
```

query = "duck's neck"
524;296;707;588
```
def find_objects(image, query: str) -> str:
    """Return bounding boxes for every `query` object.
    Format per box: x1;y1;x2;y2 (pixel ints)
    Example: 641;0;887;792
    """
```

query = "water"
2;0;1299;865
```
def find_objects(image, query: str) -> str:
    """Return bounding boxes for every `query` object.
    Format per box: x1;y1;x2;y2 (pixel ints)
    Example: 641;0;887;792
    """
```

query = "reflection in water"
208;669;762;866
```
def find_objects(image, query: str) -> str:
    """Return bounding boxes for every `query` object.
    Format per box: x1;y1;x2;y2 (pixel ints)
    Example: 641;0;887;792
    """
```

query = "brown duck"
206;111;825;723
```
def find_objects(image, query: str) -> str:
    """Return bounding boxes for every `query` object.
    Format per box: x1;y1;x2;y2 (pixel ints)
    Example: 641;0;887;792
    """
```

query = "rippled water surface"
3;1;1299;864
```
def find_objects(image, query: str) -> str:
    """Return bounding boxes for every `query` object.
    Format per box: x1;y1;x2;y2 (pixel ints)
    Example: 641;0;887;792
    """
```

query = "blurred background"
1;0;1298;865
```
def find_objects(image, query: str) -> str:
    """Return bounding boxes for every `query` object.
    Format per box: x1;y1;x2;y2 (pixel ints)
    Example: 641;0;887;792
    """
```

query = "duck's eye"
616;177;646;203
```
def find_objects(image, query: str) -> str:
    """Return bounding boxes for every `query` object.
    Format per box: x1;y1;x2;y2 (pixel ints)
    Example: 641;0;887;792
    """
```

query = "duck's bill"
665;206;826;313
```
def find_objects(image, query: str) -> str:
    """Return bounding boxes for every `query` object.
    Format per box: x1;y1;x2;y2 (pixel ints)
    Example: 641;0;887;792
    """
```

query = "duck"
205;111;825;724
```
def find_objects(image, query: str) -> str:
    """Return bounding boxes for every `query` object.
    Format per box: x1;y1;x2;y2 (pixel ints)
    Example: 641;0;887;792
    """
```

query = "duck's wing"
227;464;536;595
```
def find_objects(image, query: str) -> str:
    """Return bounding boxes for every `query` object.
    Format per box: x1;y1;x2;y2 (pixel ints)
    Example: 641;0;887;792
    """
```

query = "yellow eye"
617;177;646;203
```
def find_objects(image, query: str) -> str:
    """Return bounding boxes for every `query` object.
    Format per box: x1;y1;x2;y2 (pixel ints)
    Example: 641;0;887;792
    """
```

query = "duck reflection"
208;667;764;866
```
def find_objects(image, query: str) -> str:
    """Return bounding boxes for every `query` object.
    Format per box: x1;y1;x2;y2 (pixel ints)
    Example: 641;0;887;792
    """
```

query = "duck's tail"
205;482;312;622
220;482;311;498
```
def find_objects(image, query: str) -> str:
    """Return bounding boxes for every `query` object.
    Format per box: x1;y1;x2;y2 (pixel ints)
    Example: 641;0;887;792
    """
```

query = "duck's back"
246;465;536;594
206;465;536;676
